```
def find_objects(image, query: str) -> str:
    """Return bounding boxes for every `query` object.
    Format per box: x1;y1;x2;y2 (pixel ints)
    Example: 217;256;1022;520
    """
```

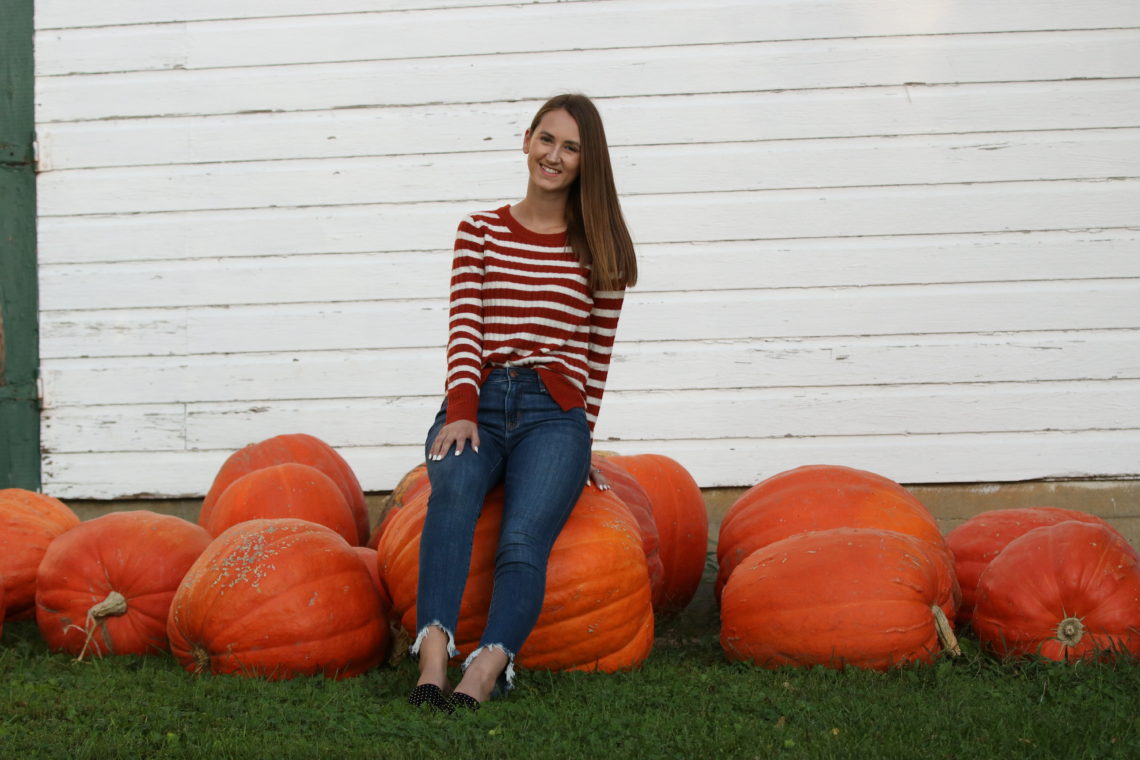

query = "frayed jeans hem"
463;643;516;696
410;621;459;660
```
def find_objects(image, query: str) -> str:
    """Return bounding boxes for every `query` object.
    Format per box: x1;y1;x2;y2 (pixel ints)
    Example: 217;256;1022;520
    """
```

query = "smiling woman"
409;93;638;712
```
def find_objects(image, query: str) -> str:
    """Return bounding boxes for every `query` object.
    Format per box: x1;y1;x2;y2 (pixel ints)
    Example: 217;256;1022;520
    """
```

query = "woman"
407;93;638;712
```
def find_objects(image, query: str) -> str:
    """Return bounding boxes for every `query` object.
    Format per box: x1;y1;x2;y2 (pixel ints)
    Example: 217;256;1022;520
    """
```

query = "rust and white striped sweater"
443;205;626;433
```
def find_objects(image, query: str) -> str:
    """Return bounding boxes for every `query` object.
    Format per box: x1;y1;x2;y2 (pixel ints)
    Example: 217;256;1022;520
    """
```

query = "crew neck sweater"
443;205;626;433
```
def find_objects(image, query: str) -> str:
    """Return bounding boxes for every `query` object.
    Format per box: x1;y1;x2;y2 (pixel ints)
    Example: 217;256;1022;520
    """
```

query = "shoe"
407;683;452;713
448;692;481;712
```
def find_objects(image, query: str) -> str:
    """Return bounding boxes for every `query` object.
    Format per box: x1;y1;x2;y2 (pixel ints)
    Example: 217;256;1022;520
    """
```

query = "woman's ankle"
415;628;453;689
455;647;509;702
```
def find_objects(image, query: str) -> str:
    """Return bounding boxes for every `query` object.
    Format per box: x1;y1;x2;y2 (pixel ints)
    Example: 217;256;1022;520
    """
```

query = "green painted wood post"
0;0;41;489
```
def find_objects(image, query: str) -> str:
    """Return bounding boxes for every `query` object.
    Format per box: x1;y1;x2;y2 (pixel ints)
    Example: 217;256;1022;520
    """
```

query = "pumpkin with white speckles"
167;518;388;679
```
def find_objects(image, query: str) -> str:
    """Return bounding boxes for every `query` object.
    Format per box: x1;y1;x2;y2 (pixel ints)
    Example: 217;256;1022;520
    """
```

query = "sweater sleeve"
443;216;486;425
583;286;626;432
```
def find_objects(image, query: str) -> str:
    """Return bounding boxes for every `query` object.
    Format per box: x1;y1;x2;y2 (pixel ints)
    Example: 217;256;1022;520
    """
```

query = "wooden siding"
34;0;1140;498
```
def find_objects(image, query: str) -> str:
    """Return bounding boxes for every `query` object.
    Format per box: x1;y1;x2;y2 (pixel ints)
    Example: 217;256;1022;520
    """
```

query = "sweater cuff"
445;384;479;425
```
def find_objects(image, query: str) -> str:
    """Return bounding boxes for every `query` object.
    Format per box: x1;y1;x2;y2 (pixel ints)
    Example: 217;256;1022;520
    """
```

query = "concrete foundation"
66;478;1139;548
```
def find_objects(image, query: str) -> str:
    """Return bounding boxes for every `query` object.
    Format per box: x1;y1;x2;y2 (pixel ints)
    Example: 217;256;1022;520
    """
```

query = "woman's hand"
588;465;610;491
429;420;480;461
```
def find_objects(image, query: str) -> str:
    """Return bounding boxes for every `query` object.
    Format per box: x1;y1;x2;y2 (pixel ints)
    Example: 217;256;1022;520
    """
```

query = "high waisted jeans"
412;367;592;691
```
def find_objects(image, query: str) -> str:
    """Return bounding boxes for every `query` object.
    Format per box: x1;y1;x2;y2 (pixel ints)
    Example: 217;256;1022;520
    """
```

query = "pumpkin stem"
931;605;961;657
72;591;129;662
191;645;211;674
1056;616;1085;647
88;590;129;621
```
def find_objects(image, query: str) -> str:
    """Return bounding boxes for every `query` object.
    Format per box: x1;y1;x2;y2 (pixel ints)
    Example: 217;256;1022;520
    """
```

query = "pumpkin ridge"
199;566;375;648
522;584;651;634
201;618;384;659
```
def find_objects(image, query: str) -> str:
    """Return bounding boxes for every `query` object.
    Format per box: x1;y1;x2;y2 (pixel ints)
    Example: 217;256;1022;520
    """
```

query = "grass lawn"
2;565;1138;760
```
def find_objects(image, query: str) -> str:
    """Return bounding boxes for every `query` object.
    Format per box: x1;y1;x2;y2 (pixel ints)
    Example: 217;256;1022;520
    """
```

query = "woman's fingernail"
474;446;479;453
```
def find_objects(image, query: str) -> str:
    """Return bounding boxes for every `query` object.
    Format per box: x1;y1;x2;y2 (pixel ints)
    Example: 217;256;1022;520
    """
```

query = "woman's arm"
583;286;626;433
442;215;486;426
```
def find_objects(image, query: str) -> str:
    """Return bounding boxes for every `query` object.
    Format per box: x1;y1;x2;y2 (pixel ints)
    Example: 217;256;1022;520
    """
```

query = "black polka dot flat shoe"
448;692;481;712
407;683;452;713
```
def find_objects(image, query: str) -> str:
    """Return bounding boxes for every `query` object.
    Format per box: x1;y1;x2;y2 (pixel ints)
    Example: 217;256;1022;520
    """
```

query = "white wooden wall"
34;0;1140;499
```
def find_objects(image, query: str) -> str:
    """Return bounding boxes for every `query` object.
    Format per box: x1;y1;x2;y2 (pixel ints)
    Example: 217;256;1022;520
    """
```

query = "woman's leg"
454;378;591;701
412;404;505;691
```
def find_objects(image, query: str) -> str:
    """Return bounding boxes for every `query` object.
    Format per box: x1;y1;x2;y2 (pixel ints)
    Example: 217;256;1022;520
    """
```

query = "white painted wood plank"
38;280;1140;360
38;129;1140;216
35;0;579;30
42;405;187;452
40;252;450;309
596;431;1140;488
35;2;1140;76
34;0;1140;34
36;30;1140;121
36;179;1140;264
620;181;1140;244
38;229;1140;310
39;429;1140;498
620;281;1140;343
40;379;1140;455
38;331;1140;408
39;80;1140;170
631;232;1140;293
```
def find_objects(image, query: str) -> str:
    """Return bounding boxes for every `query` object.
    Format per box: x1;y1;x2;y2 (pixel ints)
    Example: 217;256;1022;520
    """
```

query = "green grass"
3;589;1138;759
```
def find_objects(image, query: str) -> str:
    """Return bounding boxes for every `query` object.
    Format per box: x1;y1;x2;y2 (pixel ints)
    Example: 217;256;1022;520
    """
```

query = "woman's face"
523;108;581;194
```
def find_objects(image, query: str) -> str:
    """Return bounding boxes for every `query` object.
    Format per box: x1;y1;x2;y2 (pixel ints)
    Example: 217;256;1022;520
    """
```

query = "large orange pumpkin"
945;507;1114;626
378;484;654;673
590;455;666;610
721;528;959;670
602;453;708;615
0;489;80;619
716;465;947;601
200;433;368;545
972;521;1140;661
1;583;5;638
367;461;429;549
203;462;359;545
35;511;212;658
167;518;388;679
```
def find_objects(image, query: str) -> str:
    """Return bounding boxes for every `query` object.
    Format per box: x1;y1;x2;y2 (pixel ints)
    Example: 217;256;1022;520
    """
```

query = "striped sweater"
444;205;626;433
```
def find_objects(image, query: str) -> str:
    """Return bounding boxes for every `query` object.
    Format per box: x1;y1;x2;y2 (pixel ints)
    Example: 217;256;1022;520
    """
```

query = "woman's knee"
494;529;551;573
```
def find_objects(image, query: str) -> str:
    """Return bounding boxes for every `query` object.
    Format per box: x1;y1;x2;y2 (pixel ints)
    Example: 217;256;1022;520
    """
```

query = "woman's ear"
522;129;531;154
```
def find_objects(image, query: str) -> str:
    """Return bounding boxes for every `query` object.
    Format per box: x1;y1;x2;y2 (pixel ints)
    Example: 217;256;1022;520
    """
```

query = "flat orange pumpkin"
972;521;1140;661
945;506;1114;625
200;433;368;546
0;489;80;619
716;464;948;601
602;453;708;615
167;518;388;679
36;510;212;657
721;528;959;670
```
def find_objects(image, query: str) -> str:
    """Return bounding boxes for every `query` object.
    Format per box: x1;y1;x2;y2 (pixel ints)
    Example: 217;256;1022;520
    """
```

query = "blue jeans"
413;368;592;690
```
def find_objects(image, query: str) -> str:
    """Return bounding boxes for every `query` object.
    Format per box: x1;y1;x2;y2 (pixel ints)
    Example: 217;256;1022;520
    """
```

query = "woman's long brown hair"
528;94;638;291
